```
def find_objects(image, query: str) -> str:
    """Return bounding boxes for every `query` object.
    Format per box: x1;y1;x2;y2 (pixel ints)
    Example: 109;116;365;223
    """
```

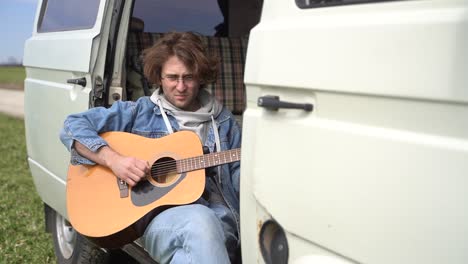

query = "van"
23;0;468;263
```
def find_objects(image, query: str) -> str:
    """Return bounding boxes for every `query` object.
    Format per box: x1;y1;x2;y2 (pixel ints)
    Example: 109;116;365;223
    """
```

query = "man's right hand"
74;141;150;187
107;155;150;187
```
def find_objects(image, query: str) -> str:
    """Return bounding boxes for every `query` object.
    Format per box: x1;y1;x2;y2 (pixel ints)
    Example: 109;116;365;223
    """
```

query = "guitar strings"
147;149;241;178
150;156;241;174
147;149;241;171
148;149;240;166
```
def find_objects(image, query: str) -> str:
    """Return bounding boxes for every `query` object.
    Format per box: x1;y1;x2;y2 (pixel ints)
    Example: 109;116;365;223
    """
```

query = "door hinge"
91;76;105;107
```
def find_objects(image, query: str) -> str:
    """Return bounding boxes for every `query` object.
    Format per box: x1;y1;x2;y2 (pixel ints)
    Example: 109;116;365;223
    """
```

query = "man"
60;32;241;263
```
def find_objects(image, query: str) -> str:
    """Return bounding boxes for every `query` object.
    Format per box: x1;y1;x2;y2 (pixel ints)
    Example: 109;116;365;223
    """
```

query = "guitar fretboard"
176;148;241;173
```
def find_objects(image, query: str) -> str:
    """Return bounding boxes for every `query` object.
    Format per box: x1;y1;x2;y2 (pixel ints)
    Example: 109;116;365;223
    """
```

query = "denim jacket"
60;96;242;244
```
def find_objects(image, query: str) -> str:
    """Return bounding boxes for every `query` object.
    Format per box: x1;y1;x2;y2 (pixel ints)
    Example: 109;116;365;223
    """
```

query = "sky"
0;0;38;64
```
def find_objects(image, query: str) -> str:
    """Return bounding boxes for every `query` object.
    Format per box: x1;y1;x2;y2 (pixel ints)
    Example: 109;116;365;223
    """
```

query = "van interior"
101;0;263;126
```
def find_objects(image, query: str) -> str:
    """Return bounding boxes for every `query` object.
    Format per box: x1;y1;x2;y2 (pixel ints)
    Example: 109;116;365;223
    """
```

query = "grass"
0;66;25;90
0;113;55;264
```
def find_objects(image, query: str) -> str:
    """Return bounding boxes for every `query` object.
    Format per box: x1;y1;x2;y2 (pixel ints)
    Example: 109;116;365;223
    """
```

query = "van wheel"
46;207;110;264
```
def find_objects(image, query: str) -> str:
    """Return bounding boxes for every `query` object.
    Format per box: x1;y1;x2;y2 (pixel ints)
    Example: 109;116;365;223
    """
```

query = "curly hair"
142;32;219;87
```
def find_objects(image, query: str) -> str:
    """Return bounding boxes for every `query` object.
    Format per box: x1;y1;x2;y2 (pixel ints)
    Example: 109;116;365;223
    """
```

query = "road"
0;88;24;118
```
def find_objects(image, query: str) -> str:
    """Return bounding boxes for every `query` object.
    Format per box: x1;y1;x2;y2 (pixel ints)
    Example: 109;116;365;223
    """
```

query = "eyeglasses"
161;74;195;85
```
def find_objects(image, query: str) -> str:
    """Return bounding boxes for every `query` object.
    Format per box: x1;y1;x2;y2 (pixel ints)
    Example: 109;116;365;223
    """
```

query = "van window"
132;0;225;36
296;0;397;9
38;0;101;32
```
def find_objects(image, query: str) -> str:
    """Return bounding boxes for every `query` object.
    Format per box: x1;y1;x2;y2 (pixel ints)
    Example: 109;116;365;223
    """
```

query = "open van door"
23;0;113;218
241;0;468;263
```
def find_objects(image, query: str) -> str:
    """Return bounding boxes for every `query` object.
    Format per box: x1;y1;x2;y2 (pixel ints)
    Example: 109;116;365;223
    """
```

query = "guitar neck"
177;148;241;173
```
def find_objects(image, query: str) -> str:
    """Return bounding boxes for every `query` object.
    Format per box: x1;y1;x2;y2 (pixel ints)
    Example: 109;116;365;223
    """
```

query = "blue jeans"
142;204;231;264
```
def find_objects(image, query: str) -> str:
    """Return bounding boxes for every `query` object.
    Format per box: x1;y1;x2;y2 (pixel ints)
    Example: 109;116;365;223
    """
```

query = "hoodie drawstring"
211;115;222;184
157;98;174;134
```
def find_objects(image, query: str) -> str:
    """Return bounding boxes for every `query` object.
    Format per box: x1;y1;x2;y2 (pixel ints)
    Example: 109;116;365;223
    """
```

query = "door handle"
257;95;313;112
67;77;87;87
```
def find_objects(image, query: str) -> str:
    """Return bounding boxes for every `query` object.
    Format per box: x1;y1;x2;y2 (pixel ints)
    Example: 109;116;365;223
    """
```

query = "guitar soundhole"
151;157;178;184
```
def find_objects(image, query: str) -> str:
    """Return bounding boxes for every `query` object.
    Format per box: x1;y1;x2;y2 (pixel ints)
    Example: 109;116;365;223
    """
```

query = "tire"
45;206;110;264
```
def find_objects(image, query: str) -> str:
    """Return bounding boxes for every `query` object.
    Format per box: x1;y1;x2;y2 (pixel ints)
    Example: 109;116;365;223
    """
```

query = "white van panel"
24;33;97;72
24;71;90;179
243;86;468;264
242;0;468;263
246;0;468;103
28;158;68;219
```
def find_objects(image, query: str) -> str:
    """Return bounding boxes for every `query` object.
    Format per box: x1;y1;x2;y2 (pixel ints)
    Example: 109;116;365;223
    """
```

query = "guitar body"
66;131;205;248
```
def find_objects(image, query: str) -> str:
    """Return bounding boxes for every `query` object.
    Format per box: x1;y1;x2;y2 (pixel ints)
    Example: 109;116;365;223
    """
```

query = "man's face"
160;56;200;111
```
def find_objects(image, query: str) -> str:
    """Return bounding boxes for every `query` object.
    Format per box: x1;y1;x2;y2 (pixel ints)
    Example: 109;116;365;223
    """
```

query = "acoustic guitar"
66;131;241;248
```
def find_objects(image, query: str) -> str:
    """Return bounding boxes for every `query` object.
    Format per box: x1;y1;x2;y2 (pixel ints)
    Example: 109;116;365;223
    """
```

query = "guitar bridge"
117;179;129;198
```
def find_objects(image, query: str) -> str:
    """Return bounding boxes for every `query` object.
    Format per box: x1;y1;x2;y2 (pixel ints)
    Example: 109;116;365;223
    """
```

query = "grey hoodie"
150;88;223;145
